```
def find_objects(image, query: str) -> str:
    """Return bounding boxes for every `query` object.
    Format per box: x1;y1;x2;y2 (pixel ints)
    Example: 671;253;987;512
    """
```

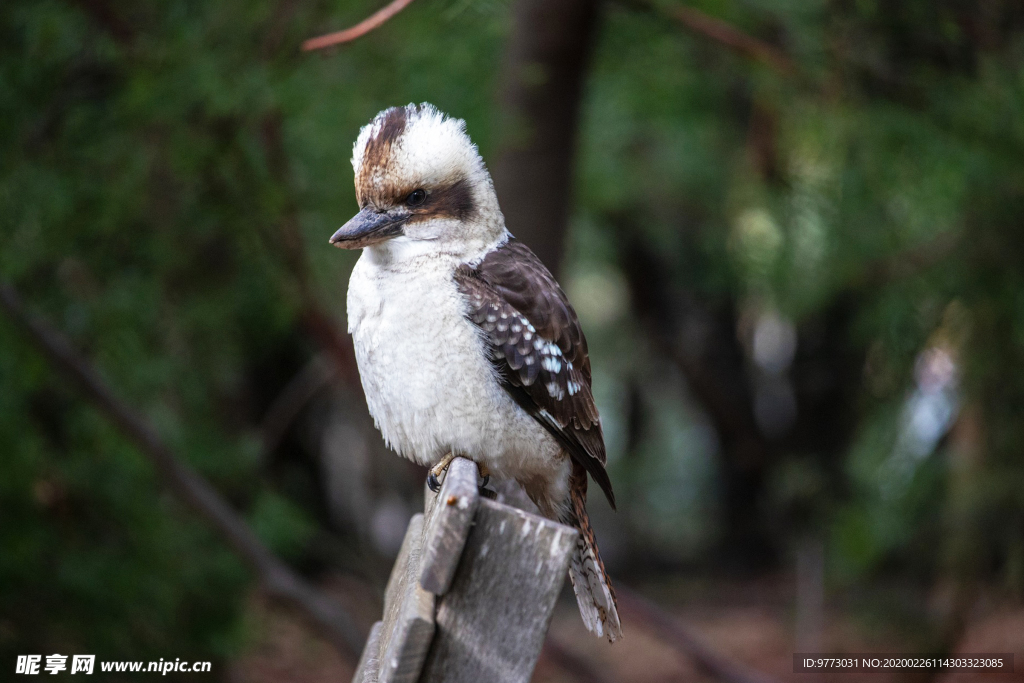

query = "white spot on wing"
542;357;562;373
546;381;565;400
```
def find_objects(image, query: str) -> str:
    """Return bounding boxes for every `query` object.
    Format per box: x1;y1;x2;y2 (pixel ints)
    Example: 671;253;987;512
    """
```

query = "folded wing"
454;239;615;508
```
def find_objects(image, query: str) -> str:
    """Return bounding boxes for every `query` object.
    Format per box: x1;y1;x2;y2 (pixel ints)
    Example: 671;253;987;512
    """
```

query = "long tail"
561;461;622;642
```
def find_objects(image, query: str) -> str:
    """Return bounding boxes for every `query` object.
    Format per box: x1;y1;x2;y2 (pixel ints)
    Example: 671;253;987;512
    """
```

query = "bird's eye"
407;189;427;206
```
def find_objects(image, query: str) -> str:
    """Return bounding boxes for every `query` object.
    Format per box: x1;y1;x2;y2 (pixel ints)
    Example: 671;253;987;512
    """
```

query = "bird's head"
330;103;505;262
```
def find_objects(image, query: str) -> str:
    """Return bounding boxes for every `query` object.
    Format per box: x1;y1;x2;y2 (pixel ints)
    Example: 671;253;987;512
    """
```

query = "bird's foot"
477;464;493;497
427;452;456;493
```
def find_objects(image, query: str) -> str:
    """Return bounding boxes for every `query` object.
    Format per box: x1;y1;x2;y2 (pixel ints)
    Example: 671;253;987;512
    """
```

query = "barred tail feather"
562;462;622;642
567;529;622;641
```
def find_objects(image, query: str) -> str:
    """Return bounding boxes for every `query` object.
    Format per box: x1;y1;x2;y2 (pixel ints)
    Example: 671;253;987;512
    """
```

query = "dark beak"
329;207;409;249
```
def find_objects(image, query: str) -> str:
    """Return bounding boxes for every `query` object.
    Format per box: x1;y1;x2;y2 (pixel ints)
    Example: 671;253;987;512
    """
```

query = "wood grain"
377;514;435;683
418;498;578;683
351;621;382;683
420;457;480;595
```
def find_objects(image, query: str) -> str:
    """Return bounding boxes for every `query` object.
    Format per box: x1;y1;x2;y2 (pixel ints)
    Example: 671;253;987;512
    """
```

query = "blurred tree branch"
302;0;417;51
616;222;775;565
622;0;798;76
541;636;619;683
0;281;365;659
617;587;782;683
490;0;796;279
68;0;136;44
492;0;602;274
259;113;362;388
70;1;363;396
615;209;865;567
259;353;337;465
545;595;783;683
854;230;960;291
254;111;385;543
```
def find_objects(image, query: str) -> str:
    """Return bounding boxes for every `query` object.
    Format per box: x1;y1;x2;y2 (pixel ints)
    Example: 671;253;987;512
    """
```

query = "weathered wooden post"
352;457;577;683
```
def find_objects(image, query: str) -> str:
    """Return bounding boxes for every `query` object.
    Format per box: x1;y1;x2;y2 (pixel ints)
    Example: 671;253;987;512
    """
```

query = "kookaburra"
330;103;621;641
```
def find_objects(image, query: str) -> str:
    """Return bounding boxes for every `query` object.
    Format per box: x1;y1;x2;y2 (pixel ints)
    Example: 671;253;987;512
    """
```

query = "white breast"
346;246;564;488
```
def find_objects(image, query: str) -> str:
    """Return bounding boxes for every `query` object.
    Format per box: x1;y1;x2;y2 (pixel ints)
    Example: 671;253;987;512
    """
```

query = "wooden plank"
351;621;383;683
418;498;578;683
487;477;540;514
377;514;435;683
420;457;480;595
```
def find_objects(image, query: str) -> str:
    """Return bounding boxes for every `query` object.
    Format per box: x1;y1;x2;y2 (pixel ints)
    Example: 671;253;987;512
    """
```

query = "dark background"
2;0;1024;680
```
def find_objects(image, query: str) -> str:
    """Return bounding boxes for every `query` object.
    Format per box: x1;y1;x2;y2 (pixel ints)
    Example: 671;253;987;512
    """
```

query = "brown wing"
455;239;615;508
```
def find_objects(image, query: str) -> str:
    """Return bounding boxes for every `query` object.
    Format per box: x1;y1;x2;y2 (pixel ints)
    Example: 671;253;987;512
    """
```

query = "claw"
426;452;456;494
477;463;492;496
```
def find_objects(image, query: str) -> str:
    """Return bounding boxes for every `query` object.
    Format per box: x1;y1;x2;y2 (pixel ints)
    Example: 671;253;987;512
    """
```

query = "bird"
330;103;621;641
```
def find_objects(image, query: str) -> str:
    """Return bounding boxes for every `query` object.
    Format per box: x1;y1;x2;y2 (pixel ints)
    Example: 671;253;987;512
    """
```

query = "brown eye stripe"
354;104;478;221
405;177;477;223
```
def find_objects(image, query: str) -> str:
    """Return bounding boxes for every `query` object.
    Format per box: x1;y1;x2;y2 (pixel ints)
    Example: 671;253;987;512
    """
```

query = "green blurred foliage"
0;0;509;667
3;0;1024;667
572;0;1024;586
